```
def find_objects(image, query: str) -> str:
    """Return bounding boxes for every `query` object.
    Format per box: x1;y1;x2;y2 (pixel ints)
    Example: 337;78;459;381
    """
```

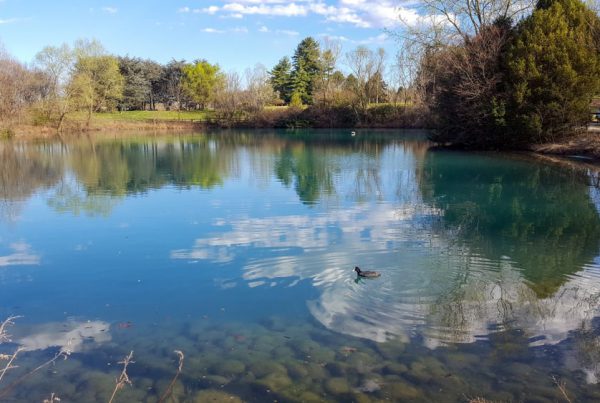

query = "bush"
504;0;600;144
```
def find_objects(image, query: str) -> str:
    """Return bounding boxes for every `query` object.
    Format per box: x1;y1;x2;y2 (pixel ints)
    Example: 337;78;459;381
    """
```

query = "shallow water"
1;130;600;402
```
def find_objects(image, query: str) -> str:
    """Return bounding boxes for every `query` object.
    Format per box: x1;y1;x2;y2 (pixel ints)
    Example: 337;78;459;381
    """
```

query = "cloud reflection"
170;200;600;358
0;243;40;267
16;320;111;352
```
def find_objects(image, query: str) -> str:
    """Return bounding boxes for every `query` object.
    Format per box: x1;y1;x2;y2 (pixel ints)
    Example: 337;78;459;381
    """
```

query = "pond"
0;130;599;402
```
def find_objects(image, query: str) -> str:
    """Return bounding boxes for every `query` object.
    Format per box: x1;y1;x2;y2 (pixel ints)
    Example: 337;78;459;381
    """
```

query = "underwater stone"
285;360;310;380
249;360;288;378
272;345;295;359
383;381;422;400
324;362;346;377
305;362;327;380
383;362;408;375
201;375;232;387
375;341;406;359
211;359;246;376
256;371;293;391
299;391;325;402
193;389;243;403
444;352;480;369
324;377;352;395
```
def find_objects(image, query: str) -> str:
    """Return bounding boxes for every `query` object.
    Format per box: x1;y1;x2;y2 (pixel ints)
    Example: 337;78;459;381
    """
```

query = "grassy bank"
5;105;430;140
6;110;211;139
531;126;600;160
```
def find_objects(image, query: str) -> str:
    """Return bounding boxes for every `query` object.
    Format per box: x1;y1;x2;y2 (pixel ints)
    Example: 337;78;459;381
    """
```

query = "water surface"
0;130;600;402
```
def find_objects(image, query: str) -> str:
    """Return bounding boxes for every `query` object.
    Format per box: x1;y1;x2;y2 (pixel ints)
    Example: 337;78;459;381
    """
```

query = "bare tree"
0;48;34;128
314;38;342;106
34;44;76;131
244;63;276;112
214;71;243;123
411;0;535;40
345;46;386;117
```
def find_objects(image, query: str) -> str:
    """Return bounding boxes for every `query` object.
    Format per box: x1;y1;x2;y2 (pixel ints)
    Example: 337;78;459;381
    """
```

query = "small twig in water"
43;392;61;402
158;350;185;403
108;351;134;403
0;346;71;399
552;376;573;403
0;347;24;383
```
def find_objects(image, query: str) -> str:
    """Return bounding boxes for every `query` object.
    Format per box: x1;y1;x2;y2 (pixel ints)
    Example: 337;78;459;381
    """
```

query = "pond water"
0;130;600;402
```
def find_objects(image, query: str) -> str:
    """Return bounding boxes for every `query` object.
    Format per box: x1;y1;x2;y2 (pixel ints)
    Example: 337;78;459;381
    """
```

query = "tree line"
0;35;410;133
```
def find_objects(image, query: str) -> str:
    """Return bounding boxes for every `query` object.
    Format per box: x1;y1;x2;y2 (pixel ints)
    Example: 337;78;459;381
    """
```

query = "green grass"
70;110;212;123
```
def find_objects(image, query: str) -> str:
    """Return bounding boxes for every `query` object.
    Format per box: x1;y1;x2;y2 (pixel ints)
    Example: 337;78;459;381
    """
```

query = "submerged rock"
357;379;382;393
193;389;243;403
382;381;422;400
324;377;351;395
256;371;293;390
211;359;246;376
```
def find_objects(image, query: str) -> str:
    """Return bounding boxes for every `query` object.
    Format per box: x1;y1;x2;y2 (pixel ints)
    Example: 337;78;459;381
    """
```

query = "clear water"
0;130;600;402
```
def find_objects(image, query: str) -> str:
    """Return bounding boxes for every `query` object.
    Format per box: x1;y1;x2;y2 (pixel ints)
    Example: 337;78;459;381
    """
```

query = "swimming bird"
354;266;380;278
351;131;356;136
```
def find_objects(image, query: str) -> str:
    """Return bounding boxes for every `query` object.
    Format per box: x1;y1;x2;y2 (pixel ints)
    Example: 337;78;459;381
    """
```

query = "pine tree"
290;37;321;105
268;57;292;103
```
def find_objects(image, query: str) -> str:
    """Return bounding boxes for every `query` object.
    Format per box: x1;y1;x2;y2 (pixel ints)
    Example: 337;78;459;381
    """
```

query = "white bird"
351;131;356;137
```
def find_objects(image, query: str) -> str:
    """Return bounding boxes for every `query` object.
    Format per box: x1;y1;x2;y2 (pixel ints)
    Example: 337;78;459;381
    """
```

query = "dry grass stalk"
467;397;496;403
0;347;25;383
552;376;573;403
158;350;184;403
43;392;61;402
0;316;22;344
0;346;71;399
108;350;134;403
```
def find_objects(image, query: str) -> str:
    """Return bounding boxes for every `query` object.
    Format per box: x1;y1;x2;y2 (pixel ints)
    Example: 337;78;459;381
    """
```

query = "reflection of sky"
0;242;40;267
170;177;600;360
16;320;111;352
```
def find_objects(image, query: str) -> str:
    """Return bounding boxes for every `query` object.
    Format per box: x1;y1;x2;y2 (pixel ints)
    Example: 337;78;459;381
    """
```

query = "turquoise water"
0;130;599;402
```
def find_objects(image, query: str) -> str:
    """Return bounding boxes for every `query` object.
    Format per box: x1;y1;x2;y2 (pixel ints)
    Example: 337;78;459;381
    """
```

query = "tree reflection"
67;138;233;196
0;143;63;222
421;150;600;297
274;145;336;205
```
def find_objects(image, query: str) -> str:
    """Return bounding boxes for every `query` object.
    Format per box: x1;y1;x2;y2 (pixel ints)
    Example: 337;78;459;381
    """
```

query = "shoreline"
5;120;600;165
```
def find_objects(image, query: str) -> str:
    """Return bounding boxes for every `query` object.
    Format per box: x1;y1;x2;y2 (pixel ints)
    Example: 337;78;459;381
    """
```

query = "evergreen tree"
268;57;292;103
290;37;321;105
504;0;600;143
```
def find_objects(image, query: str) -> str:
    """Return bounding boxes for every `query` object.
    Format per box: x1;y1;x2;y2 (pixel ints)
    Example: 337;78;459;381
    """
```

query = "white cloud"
276;29;299;36
178;6;190;13
189;0;420;29
101;6;118;14
202;26;249;34
202;27;226;33
258;25;270;32
0;18;20;24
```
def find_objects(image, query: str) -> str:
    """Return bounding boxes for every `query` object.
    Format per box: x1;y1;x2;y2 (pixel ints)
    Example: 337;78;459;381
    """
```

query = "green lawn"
71;110;212;122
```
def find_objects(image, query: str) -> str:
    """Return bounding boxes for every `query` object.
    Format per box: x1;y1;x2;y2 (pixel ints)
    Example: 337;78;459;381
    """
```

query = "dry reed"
108;350;134;403
552;376;573;403
158;350;185;403
43;392;61;402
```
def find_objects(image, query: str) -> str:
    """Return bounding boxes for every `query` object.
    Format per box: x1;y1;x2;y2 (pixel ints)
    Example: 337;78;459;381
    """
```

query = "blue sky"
0;0;419;72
